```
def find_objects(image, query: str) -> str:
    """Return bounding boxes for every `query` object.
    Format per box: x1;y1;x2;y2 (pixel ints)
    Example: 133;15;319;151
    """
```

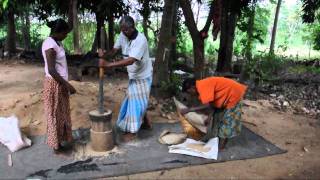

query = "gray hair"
119;16;135;28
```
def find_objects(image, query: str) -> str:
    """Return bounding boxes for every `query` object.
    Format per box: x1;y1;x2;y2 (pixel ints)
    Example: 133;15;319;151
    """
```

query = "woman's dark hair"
182;78;196;92
47;19;70;34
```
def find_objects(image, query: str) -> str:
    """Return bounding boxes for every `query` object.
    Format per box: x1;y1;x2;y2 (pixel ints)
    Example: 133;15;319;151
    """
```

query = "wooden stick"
98;67;104;114
98;26;105;114
241;120;257;127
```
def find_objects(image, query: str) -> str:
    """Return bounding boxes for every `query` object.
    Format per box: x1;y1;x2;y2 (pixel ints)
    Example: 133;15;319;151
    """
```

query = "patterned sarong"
117;77;152;133
202;102;242;141
218;102;242;138
43;77;72;149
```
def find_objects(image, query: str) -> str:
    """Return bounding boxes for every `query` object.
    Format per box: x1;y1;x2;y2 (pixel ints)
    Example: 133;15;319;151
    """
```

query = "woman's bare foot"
53;148;73;158
122;133;137;142
60;141;74;151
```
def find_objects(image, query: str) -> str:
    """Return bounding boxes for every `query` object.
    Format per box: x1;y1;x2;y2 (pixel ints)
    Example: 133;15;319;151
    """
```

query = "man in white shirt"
99;16;153;142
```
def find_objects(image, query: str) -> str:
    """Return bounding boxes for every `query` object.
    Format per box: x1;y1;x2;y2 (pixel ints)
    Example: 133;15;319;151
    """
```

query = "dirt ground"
0;62;319;179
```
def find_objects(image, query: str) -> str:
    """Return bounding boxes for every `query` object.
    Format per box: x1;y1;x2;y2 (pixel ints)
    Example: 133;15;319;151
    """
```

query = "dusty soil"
0;61;319;179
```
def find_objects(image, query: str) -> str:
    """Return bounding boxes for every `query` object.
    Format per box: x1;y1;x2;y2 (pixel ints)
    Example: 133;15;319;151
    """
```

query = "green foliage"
302;23;320;50
62;32;73;53
78;21;96;52
0;0;9;14
176;25;193;54
1;0;8;10
82;0;129;19
235;3;270;57
62;21;96;53
205;39;219;58
0;0;319;62
160;73;183;95
0;24;6;39
242;0;320;59
176;12;192;55
2;18;47;50
274;2;305;49
244;53;287;83
301;0;320;23
29;24;46;49
0;16;113;54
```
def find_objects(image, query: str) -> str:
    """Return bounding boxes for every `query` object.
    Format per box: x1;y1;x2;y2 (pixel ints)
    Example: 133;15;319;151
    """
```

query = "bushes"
160;73;184;96
244;53;287;84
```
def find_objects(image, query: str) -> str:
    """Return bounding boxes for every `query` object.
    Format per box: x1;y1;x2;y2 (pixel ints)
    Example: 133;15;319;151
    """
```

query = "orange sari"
196;77;247;109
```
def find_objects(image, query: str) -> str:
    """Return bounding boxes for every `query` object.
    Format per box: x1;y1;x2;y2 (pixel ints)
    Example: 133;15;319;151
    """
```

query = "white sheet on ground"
0;115;32;152
168;137;219;160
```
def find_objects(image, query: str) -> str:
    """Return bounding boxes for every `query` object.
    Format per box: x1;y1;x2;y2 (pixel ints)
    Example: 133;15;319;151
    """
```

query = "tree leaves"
301;0;320;23
2;0;9;9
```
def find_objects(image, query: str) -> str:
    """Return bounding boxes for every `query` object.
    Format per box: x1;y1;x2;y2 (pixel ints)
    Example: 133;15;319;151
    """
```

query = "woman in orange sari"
181;77;247;149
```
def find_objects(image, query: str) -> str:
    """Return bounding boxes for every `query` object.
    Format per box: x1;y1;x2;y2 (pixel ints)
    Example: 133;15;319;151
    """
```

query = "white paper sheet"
168;137;219;160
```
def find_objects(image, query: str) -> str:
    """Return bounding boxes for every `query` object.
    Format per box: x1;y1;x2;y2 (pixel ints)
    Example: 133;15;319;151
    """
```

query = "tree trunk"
147;24;158;49
141;0;150;41
6;7;16;56
91;14;108;52
22;10;31;51
216;0;238;73
67;0;74;30
169;1;178;77
108;17;114;49
142;17;149;41
152;0;176;97
269;0;282;55
179;0;214;79
193;39;205;77
212;0;222;41
179;0;203;79
72;0;81;54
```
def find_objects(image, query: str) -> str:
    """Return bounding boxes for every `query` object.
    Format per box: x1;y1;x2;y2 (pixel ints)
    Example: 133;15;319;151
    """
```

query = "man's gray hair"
120;16;135;28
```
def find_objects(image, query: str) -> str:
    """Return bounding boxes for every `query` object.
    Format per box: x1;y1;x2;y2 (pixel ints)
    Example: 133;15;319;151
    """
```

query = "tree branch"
200;1;214;33
179;0;199;39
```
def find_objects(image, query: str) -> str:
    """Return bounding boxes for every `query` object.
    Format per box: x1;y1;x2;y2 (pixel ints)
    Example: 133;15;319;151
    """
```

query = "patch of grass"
288;65;320;74
256;45;320;60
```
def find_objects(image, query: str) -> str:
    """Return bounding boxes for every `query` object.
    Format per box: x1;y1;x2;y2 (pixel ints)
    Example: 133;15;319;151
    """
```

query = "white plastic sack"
169;137;219;160
173;97;208;133
0;115;32;152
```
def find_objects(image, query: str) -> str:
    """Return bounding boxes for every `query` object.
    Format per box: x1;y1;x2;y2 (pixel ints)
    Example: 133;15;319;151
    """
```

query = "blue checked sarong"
116;77;152;133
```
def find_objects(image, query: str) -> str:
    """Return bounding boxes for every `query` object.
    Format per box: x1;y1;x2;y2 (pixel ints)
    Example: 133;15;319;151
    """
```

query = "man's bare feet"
141;115;152;130
122;133;137;142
